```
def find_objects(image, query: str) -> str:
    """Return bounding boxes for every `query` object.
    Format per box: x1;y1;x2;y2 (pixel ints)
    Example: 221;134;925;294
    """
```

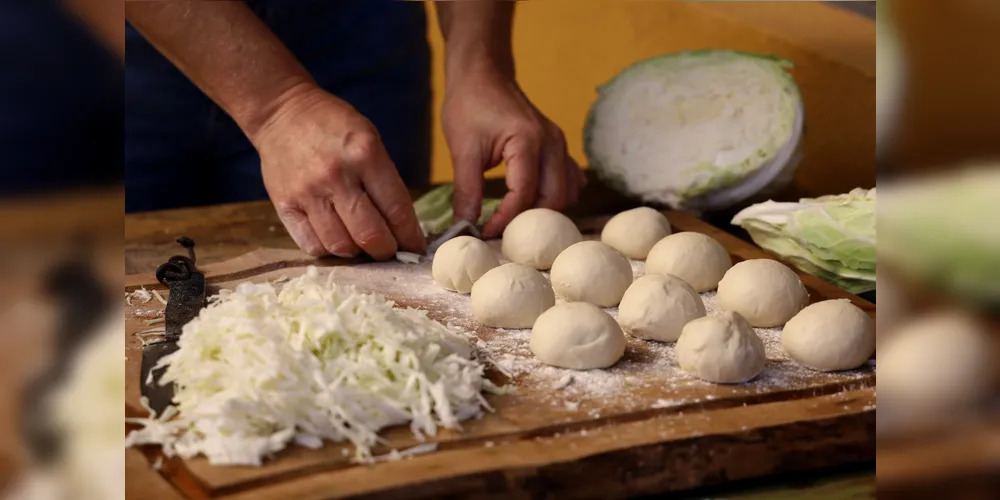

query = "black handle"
156;237;199;285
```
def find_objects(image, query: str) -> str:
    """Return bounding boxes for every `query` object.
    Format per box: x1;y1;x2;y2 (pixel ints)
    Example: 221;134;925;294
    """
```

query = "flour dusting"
319;240;873;416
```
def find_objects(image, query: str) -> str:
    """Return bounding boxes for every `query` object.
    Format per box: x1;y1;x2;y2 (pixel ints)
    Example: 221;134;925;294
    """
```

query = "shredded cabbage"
125;266;498;465
731;188;876;293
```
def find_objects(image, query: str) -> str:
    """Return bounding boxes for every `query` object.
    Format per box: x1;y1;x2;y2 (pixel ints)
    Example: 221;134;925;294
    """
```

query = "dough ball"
530;302;626;370
501;208;582;270
675;311;766;384
879;312;996;417
781;299;874;371
717;259;808;327
645;232;732;292
618;274;705;342
432;236;500;293
601;207;672;259
550;241;633;307
471;263;555;328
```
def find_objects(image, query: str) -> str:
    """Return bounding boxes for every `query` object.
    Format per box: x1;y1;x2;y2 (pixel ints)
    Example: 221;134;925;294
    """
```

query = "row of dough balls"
431;208;875;384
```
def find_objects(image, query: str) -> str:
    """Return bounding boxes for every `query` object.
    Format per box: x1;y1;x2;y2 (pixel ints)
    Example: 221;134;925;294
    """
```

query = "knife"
396;220;484;264
426;220;482;257
140;237;205;416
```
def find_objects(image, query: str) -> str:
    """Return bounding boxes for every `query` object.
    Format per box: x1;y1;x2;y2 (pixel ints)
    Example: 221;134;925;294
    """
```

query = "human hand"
442;69;586;238
251;85;426;259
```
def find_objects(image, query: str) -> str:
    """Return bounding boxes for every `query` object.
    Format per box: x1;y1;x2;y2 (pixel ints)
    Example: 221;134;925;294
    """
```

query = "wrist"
234;77;323;147
436;0;516;89
444;49;516;89
242;80;331;148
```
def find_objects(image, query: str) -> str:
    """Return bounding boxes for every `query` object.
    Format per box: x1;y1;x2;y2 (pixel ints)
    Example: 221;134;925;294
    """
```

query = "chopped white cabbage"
395;251;422;264
126;288;152;306
125;266;498;466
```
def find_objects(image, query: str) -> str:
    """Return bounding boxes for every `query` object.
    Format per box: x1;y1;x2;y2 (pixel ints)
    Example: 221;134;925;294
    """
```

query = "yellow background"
424;1;875;200
888;0;1000;171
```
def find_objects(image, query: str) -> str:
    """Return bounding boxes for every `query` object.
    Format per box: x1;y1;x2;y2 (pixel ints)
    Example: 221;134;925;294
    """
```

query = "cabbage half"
732;188;876;294
585;50;805;213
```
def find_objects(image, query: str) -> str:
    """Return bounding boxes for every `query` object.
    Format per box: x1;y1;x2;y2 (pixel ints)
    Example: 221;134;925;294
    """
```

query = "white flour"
323;243;873;414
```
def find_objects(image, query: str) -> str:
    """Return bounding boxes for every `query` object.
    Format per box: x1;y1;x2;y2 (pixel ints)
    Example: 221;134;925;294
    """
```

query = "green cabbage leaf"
731;188;876;293
878;167;1000;306
413;184;501;236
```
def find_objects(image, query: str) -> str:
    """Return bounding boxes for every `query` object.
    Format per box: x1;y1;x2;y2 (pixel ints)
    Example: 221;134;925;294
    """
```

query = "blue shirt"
125;0;431;212
0;1;122;198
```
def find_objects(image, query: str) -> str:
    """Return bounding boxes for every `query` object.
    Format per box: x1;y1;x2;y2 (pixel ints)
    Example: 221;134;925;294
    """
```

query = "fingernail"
305;247;328;258
328;246;359;259
330;249;361;259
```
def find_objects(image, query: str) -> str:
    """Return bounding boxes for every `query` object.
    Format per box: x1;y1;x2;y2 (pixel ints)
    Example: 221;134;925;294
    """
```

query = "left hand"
442;68;586;238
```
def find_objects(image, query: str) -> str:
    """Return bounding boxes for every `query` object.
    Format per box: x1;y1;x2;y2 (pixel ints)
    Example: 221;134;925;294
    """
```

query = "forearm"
66;0;124;58
434;1;516;84
125;1;317;143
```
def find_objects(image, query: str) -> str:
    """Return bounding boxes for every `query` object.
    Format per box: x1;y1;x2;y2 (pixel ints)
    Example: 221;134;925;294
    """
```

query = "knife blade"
426;220;482;257
140;237;205;416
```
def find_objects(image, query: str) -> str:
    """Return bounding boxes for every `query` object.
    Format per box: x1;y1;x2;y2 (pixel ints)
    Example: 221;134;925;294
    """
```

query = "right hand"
251;85;426;260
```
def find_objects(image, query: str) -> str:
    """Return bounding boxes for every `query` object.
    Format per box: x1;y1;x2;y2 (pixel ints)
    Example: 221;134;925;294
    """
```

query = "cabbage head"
585;50;805;213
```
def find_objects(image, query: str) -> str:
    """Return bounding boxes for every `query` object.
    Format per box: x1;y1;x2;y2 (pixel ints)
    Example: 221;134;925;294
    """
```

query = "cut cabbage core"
586;50;804;211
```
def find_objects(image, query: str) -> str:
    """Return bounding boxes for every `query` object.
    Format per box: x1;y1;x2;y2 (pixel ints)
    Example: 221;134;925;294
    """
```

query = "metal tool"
426;220;482;257
140;237;206;416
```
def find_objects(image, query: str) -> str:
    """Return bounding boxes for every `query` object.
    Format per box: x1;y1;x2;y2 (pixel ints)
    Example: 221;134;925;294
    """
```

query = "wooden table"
124;175;875;499
125;175;641;275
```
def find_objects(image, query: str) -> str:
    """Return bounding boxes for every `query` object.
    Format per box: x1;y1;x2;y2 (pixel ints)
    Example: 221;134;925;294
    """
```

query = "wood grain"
125;209;875;499
123;174;638;275
223;390;874;500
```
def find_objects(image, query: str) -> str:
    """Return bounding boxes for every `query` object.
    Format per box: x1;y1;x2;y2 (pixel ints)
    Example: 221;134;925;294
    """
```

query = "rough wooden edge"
127;448;189;500
213;389;874;500
877;421;1000;488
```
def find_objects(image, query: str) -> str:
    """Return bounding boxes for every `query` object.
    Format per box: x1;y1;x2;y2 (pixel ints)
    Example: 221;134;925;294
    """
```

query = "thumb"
451;146;486;224
482;136;541;238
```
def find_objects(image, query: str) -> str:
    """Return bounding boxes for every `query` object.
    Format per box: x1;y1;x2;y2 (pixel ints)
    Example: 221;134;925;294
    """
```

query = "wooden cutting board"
124;210;875;500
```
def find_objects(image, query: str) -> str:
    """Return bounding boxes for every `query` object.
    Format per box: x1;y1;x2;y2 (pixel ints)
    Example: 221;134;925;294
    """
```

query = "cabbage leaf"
414;184;501;236
731;188;875;293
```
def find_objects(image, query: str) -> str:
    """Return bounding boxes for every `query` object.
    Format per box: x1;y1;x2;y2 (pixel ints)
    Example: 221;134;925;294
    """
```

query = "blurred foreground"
0;191;123;499
0;0;124;498
875;166;1000;499
877;0;1000;498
